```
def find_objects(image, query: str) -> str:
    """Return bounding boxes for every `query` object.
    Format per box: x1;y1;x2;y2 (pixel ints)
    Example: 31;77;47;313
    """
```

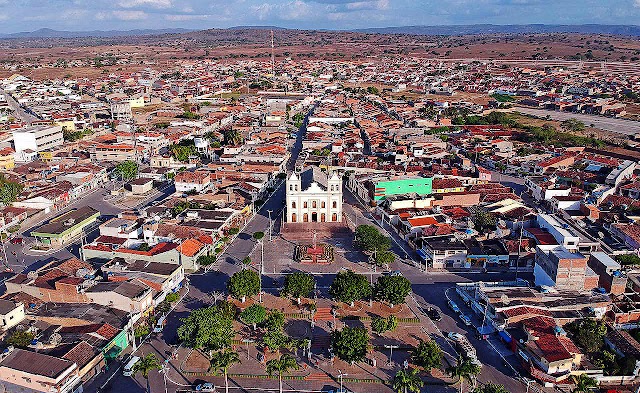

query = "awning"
498;330;512;343
416;249;427;261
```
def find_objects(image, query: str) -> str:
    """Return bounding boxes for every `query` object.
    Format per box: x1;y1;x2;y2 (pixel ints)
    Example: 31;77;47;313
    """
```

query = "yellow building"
0;147;15;170
125;96;146;108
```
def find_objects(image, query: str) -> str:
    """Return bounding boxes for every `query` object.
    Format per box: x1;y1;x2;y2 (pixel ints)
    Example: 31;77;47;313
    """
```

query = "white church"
285;168;343;223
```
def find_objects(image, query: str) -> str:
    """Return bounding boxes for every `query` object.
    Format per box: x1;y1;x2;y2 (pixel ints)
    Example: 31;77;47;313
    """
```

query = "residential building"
420;235;468;269
30;206;100;248
0;348;82;393
175;171;211;193
0;299;25;330
534;245;599;291
12;125;64;162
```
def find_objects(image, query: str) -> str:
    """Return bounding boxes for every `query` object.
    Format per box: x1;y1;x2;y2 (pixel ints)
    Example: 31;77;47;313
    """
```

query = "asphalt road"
0;88;39;123
514;107;640;137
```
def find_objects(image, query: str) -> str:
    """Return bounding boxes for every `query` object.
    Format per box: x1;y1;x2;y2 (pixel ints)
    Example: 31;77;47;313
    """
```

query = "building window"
321;201;326;208
332;213;338;222
332;201;337;208
291;213;297;222
303;213;309;222
303;201;308;208
291;201;296;209
321;213;326;222
289;185;293;191
312;201;317;208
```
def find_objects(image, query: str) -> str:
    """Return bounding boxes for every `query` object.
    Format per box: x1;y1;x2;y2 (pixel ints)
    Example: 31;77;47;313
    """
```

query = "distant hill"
355;24;640;36
0;27;194;39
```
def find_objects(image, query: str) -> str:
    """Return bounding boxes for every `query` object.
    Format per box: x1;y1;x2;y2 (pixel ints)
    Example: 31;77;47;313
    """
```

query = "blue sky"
0;0;639;33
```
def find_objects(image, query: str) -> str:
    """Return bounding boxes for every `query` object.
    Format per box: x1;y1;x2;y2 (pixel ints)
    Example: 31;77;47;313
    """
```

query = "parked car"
388;270;402;277
447;332;464;342
196;383;216;392
10;237;23;245
459;314;472;326
447;300;461;313
426;307;442;321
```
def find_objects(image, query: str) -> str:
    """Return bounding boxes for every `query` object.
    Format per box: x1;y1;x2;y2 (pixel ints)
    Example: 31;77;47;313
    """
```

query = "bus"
123;356;140;377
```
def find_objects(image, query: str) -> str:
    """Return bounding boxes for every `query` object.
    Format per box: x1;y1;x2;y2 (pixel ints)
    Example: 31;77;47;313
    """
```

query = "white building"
286;168;342;223
12;125;64;161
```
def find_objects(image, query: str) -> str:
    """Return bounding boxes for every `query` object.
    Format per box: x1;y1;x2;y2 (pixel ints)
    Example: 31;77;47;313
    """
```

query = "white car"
447;332;464;342
196;383;216;392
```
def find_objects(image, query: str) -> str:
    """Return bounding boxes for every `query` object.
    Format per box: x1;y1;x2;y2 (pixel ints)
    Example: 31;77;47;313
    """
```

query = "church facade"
285;170;343;223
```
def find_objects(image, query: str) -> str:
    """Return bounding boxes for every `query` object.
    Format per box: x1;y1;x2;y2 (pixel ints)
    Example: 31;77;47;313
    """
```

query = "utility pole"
260;240;264;303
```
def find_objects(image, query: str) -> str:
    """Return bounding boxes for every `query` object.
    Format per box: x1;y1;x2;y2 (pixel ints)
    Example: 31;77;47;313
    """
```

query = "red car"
10;237;23;244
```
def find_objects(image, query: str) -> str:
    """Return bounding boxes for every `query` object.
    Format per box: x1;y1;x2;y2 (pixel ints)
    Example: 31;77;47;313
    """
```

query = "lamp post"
338;370;348;393
259;240;264;303
384;344;399;366
242;338;254;360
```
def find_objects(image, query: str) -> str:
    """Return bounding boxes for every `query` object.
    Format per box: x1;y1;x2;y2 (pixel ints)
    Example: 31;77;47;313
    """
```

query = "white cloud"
118;0;172;8
0;14;7;21
113;10;148;19
165;14;209;21
251;0;312;21
345;0;388;11
635;0;640;7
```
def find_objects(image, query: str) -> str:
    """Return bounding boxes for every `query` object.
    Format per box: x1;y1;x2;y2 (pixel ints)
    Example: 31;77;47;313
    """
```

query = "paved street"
0;88;39;123
514;107;640;136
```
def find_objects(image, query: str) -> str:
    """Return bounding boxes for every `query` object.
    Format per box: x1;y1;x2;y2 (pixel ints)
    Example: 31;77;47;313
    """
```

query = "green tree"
331;326;369;363
209;350;241;393
169;143;197;162
239;304;267;329
371;315;398;335
177;305;234;351
412;339;443;371
132;354;161;393
282;272;315;302
374;275;412;306
446;356;481;393
330;269;372;306
223;129;244;146
114;160;138;181
471;210;497;232
253;231;265;241
375;250;395;267
561;118;586;132
473;383;510;393
571;373;597;393
567;318;607;353
392;368;424;393
227;269;261;302
7;331;34;348
265;354;299;393
355;225;391;253
265;309;285;331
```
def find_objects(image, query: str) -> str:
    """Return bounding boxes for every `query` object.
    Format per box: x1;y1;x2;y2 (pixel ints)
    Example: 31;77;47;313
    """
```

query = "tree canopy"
282;272;315;299
177;304;234;351
374;275;412;306
227;269;261;300
239;304;267;329
371;315;398;335
567;318;607;353
133;354;161;379
114;160;138;181
472;383;510;393
412;339;443;370
392;368;424;393
355;225;391;253
331;326;369;363
330;269;372;304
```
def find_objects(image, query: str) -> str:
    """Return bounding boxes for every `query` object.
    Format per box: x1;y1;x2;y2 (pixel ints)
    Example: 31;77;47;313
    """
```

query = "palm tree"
132;353;161;393
210;350;241;393
446;356;481;393
392;368;424;393
571;374;597;393
265;354;299;393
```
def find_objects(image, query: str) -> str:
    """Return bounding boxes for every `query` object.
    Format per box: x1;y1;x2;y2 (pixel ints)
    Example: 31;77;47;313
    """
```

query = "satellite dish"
76;268;90;278
27;271;38;280
49;333;62;346
500;294;510;305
